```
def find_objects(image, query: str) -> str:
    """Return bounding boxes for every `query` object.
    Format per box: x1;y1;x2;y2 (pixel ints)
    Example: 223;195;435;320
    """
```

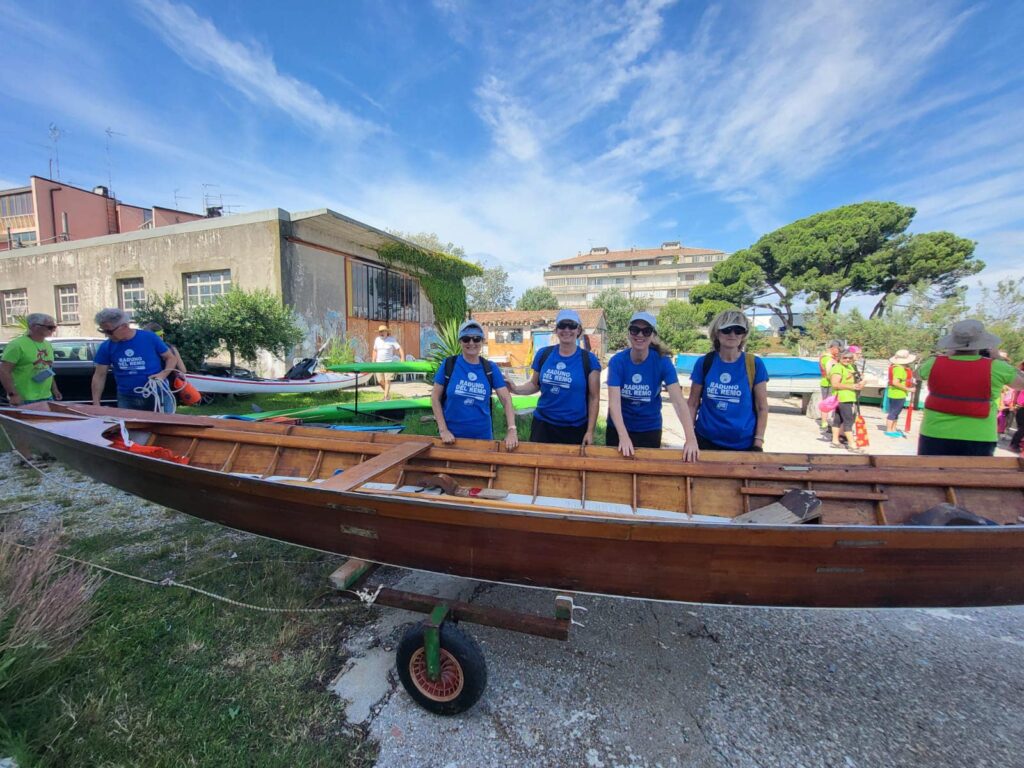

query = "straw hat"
889;349;916;365
935;320;1001;352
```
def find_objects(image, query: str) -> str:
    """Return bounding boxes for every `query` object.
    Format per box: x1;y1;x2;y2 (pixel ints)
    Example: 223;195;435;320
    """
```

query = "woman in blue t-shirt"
606;312;699;460
687;309;769;451
431;319;519;450
508;309;601;445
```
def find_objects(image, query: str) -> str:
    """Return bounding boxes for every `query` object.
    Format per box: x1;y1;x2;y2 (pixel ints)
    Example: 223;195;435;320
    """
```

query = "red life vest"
887;365;914;387
924;356;992;418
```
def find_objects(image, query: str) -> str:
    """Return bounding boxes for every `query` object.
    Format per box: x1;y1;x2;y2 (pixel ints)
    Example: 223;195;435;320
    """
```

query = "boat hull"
3;411;1024;609
186;372;371;395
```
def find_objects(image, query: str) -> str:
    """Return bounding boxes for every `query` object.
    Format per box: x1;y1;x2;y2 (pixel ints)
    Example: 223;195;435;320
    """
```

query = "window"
495;329;523;344
117;278;146;320
52;341;88;361
8;232;37;247
55;284;79;324
183;269;232;310
349;262;420;322
0;192;32;217
1;288;28;325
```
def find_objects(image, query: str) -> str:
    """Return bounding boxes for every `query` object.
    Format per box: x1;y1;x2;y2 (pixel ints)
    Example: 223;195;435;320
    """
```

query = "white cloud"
353;167;643;292
134;0;379;139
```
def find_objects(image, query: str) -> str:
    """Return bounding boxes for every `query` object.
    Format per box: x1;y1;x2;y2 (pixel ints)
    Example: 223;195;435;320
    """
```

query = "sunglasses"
98;324;126;336
628;326;654;337
719;326;748;336
556;321;579;330
33;323;57;330
460;336;483;344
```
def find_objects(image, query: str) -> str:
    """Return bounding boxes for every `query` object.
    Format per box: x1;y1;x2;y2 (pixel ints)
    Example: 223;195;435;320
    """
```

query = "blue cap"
555;309;582;326
628;311;657;331
457;319;484;337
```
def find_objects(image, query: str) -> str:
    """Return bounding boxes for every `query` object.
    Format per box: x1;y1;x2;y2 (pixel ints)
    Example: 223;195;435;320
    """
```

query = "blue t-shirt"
433;356;508;440
532;346;602;427
691;352;769;449
606;349;678;432
95;330;169;394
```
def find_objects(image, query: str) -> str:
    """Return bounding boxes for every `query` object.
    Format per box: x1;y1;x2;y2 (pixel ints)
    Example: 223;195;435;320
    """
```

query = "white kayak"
186;371;373;395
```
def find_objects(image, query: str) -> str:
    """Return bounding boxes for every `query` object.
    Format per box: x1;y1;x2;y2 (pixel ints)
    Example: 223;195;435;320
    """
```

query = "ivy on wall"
376;241;482;326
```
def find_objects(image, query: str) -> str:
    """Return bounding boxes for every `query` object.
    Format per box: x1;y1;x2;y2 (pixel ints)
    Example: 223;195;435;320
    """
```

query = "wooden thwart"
320;441;432;491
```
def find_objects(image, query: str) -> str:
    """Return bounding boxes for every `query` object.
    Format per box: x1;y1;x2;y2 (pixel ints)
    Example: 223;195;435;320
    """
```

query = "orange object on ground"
854;412;870;448
110;437;191;464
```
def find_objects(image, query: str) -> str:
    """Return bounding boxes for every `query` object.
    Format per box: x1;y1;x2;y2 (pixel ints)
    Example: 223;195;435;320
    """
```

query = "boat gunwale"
3;410;1023;538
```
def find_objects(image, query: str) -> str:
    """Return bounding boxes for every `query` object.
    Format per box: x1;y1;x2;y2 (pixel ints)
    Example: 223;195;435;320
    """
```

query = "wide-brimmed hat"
889;349;916;365
935;320;1001;352
377;324;389;332
628;311;657;331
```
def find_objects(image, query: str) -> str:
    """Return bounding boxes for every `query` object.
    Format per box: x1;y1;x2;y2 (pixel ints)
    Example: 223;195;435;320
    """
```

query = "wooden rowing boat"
2;403;1023;609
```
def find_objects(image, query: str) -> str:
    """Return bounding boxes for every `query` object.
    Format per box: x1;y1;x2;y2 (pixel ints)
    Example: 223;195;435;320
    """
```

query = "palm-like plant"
427;318;462;372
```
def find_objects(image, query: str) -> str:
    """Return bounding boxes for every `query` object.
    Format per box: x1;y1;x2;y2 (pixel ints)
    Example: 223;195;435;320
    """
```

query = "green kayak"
240;394;539;423
326;360;436;374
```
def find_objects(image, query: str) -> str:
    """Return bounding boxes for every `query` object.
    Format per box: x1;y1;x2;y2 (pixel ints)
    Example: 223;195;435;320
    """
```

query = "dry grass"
0;522;102;697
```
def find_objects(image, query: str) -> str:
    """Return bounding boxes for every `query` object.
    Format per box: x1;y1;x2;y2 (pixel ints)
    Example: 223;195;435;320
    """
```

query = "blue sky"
2;0;1022;305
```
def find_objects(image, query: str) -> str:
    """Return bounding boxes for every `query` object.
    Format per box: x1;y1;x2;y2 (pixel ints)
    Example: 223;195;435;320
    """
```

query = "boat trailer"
329;558;575;715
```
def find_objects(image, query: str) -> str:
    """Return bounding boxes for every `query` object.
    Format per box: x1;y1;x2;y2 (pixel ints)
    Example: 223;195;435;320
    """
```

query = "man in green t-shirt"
918;320;1024;456
0;313;62;406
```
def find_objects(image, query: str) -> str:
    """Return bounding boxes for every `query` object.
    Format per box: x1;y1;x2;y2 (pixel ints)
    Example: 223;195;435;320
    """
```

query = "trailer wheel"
396;622;486;715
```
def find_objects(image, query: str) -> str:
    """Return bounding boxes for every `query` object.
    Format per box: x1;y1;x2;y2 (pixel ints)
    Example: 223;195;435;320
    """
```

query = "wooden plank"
402;463;496;479
739;487;888;502
319;441;433;492
261;446;282;479
151;426;1024;489
371;587;570;641
306;450;324;482
220;443;241;473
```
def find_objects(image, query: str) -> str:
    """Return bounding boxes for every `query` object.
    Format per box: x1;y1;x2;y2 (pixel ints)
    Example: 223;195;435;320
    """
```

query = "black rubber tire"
396;622;487;715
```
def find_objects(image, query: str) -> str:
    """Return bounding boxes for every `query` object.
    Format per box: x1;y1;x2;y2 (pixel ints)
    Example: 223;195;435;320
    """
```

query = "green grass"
2;516;377;767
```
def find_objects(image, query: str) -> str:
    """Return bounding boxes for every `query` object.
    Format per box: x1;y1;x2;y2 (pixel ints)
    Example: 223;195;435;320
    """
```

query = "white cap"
628;311;657;331
457;319;484;337
555;309;582;326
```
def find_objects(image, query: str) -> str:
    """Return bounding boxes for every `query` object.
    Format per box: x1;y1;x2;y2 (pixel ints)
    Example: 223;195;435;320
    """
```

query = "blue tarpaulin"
675;353;821;379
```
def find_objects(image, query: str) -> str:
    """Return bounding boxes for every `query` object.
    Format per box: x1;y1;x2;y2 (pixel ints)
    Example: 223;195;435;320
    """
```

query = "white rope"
132;376;176;414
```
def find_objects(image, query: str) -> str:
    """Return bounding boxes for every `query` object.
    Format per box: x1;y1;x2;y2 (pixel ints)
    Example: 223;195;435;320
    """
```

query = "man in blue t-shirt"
430;319;519;448
92;308;178;412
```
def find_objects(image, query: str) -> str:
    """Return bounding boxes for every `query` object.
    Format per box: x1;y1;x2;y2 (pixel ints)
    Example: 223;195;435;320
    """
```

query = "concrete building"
0;207;447;375
0;176;206;251
544;242;729;311
472;309;607;367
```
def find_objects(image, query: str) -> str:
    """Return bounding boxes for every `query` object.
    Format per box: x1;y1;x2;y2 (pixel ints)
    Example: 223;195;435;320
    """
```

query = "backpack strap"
697;352;715;409
536;346;555;371
439;355;457;407
440;355;496;409
746;353;758;413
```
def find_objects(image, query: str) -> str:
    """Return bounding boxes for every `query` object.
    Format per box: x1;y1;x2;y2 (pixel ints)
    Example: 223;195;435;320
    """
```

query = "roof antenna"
105;127;125;198
48;123;64;180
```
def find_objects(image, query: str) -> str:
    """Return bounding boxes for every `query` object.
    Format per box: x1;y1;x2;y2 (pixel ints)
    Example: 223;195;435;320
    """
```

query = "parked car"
0;336;117;404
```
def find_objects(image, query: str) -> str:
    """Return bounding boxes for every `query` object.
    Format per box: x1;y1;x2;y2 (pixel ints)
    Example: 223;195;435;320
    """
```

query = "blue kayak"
675;353;821;379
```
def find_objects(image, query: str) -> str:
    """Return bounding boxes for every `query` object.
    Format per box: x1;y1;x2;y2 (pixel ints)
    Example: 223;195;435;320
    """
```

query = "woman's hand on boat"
504;427;519;450
681;442;700;462
617;436;635;457
581;430;593;446
439;428;455;444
